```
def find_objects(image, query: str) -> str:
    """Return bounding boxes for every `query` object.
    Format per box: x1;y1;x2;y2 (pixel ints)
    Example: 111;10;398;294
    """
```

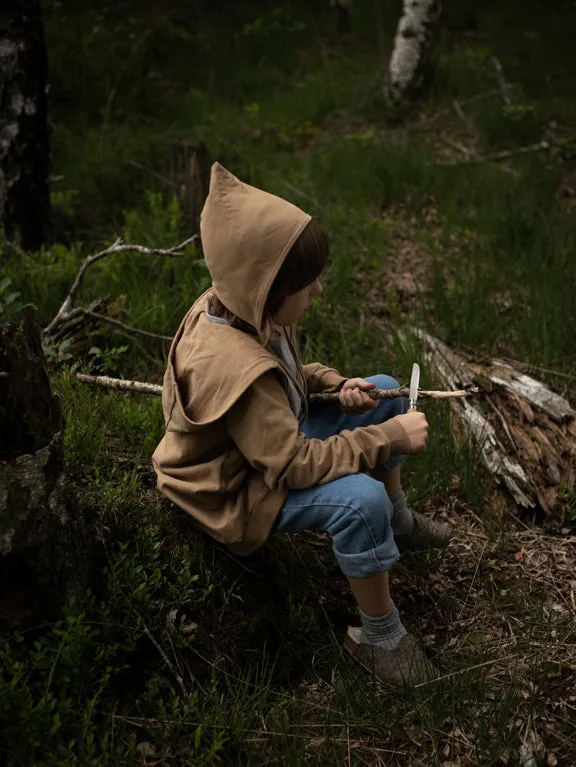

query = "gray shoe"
394;510;452;554
344;627;436;688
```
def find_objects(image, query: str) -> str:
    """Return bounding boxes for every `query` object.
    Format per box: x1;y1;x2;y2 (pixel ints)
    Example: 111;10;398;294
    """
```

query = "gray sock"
389;489;415;536
359;602;408;650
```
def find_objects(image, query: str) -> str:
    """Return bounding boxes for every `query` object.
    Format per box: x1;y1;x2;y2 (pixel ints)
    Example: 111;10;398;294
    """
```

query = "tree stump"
168;140;211;233
0;306;88;635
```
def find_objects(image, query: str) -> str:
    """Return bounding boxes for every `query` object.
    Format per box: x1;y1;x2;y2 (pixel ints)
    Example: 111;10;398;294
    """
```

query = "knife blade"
408;363;420;411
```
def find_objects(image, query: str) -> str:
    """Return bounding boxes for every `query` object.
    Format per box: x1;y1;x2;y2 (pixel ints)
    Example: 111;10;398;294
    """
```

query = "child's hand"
391;411;429;453
339;378;379;415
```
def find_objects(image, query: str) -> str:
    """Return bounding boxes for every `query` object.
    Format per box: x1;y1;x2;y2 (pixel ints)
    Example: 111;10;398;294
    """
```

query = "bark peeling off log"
401;326;576;518
488;360;574;423
459;401;534;508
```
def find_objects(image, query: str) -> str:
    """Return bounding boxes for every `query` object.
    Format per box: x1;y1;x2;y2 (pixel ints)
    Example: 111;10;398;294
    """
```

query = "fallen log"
401;326;576;519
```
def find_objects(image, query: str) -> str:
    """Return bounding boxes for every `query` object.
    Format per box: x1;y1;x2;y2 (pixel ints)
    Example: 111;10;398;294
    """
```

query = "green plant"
87;343;129;375
43;338;81;370
3;1;576;763
0;276;24;320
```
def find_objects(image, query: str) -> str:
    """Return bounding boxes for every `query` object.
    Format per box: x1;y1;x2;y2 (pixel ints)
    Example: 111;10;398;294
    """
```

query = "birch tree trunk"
387;0;442;106
0;0;51;251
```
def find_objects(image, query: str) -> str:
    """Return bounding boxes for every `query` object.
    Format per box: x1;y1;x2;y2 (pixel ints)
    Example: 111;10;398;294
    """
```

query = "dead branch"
125;159;175;188
491;56;512;106
81;310;173;342
441;134;477;159
414;89;501;129
76;372;479;403
440;131;519;176
42;234;198;344
437;140;550;167
77;373;162;396
310;386;479;403
485;358;574;423
400;326;576;517
128;605;189;697
451;98;474;131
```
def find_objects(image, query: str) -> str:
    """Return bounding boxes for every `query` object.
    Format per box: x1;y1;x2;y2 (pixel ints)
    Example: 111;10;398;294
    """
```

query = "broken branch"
43;234;198;342
77;373;162;396
310;386;479;403
81;310;173;342
76;372;479;403
437;140;550;167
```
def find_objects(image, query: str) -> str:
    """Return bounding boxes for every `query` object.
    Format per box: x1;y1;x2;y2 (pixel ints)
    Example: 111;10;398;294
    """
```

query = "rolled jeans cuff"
333;537;400;578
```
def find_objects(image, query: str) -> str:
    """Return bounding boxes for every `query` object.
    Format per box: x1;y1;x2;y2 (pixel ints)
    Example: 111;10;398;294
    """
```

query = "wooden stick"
310;386;479;403
76;372;480;402
77;373;163;395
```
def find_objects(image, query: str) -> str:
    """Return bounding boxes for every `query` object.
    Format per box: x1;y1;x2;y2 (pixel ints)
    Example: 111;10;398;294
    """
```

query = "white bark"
76;372;477;403
486;359;574;423
401;326;576;515
388;0;441;106
404;327;536;508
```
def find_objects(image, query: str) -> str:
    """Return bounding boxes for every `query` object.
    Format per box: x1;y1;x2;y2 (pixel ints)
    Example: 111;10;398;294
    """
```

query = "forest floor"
1;0;576;764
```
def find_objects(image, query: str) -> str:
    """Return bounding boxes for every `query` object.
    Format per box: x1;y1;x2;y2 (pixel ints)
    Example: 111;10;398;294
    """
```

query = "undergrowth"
1;0;575;763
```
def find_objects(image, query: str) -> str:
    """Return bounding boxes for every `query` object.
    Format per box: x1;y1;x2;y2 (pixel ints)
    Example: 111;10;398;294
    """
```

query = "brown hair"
207;218;329;346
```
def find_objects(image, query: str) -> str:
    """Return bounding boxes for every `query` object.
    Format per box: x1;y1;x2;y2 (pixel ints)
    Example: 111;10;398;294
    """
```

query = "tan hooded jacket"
152;163;411;555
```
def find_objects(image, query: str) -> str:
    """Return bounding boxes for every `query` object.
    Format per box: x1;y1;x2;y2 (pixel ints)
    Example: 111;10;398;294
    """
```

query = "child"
152;162;451;688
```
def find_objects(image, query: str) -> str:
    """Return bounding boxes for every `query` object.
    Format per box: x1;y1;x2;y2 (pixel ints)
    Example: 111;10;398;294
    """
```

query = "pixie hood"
200;162;312;331
152;162;412;555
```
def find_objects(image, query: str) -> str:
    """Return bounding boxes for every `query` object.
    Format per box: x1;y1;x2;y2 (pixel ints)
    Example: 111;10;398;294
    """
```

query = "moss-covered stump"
0;306;89;635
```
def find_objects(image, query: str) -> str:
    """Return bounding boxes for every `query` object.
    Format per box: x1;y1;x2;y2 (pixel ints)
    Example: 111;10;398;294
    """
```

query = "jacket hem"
226;488;288;556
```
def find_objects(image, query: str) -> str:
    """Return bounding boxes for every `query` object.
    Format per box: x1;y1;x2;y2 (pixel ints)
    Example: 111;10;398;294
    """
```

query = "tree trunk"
0;307;88;636
387;0;441;107
0;0;51;251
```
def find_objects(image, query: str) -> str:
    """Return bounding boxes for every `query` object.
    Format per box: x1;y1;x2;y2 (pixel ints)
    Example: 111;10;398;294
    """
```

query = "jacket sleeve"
224;371;411;492
302;362;348;394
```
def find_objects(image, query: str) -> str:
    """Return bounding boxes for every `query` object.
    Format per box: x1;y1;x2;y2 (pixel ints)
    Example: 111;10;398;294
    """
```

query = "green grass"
2;0;576;763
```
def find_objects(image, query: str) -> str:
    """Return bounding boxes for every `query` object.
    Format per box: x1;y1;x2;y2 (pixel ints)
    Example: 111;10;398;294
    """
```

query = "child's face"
272;277;324;326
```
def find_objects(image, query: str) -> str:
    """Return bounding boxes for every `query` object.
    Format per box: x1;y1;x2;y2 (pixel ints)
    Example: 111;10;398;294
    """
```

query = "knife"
408;363;420;411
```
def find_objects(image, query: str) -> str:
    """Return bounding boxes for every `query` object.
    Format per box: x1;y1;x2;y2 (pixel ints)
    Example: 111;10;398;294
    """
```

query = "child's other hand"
339;378;379;415
391;411;429;453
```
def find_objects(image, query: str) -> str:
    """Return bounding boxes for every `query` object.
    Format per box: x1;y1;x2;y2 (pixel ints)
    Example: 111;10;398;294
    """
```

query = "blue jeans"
272;375;407;578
